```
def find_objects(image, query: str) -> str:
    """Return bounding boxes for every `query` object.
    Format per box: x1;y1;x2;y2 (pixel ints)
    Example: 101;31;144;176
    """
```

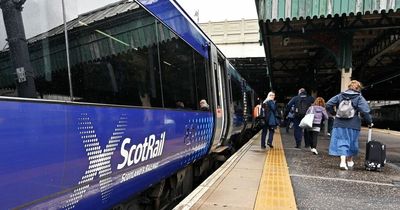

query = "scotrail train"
0;0;258;209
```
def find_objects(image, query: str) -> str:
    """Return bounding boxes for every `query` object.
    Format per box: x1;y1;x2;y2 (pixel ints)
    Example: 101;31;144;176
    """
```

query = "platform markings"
290;174;395;187
255;130;297;210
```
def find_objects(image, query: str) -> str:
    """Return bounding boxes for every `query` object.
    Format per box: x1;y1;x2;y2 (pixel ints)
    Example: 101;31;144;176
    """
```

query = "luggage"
365;128;386;171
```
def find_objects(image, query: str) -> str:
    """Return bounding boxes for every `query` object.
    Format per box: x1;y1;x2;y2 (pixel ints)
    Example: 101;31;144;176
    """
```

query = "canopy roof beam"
264;12;400;37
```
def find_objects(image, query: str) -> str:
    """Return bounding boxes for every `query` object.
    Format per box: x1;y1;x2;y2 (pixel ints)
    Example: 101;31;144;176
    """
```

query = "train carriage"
0;0;257;209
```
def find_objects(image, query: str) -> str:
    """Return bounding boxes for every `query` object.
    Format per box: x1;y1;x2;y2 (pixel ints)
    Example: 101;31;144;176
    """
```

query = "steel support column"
0;0;36;98
337;33;353;92
259;20;274;94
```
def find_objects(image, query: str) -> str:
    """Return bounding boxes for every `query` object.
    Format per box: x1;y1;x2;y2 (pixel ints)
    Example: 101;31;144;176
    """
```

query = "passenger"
176;100;185;109
327;111;334;136
261;91;279;149
199;99;209;111
305;97;328;155
285;105;295;133
252;98;264;130
326;80;373;170
286;88;314;148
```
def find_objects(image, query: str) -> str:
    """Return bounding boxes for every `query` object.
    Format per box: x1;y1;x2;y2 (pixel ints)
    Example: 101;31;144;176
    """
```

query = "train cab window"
157;23;198;110
68;4;162;107
0;1;70;100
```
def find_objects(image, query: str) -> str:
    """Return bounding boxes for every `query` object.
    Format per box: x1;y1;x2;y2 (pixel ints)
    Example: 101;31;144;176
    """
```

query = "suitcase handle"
367;128;372;142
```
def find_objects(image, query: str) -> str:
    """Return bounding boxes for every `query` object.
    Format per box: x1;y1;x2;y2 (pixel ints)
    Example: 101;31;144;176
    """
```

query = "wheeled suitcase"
365;128;386;171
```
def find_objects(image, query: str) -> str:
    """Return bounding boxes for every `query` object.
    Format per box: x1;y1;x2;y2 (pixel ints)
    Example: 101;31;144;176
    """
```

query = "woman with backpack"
260;91;279;149
326;80;373;170
305;97;328;155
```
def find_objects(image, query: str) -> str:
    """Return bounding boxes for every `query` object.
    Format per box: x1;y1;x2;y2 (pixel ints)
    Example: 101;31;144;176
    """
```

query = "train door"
217;56;230;142
209;44;229;148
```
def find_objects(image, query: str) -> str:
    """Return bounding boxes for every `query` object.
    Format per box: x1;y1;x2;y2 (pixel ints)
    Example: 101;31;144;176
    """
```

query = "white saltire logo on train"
64;113;166;209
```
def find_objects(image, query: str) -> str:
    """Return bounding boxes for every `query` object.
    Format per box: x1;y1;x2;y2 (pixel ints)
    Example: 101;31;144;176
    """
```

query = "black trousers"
305;130;319;148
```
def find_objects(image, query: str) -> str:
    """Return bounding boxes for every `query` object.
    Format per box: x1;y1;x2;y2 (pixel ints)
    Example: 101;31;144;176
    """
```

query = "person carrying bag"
303;97;328;154
260;91;279;149
299;106;314;129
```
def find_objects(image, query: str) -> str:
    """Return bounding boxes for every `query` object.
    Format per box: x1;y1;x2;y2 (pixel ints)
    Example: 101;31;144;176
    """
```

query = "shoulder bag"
299;106;314;129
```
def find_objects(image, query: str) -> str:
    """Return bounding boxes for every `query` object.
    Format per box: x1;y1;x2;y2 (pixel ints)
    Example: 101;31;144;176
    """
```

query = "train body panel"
0;99;213;209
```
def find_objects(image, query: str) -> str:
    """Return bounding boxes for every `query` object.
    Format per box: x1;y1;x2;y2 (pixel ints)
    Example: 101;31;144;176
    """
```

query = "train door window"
213;62;221;107
157;22;197;110
0;1;70;100
66;2;162;107
231;76;243;116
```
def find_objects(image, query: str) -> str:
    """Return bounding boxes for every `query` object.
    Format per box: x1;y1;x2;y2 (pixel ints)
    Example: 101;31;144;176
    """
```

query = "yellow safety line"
255;129;297;210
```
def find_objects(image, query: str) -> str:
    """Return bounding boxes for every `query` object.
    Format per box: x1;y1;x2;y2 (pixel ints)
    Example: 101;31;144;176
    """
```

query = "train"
371;103;400;131
0;0;259;209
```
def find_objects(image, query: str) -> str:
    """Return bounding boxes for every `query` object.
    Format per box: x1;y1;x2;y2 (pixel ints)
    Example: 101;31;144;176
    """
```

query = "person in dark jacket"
285;105;295;133
326;80;373;170
261;91;279;149
305;97;328;155
286;88;314;148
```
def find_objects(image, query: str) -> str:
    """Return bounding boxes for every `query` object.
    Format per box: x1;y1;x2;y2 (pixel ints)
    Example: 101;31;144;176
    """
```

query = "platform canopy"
255;0;400;101
258;0;400;22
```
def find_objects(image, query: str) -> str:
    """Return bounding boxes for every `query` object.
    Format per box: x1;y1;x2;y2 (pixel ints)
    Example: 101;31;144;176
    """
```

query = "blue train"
0;0;258;209
371;103;400;131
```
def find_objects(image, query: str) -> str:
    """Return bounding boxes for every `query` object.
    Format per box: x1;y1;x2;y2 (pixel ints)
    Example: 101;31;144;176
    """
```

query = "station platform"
174;128;400;210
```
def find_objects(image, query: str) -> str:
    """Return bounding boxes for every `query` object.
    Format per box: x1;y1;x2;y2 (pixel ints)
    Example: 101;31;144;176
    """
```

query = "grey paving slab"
196;187;257;210
197;203;253;210
214;169;262;190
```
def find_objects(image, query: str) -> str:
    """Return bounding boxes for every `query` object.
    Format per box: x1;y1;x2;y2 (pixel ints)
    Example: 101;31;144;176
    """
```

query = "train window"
0;1;70;100
66;2;162;107
231;77;243;115
245;91;252;119
157;23;197;110
193;51;209;110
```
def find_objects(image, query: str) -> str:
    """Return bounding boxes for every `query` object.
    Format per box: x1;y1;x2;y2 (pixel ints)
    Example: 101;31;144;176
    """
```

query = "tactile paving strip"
255;130;297;209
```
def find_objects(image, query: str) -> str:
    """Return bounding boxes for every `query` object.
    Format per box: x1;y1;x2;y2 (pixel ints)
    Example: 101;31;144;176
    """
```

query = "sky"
176;0;258;23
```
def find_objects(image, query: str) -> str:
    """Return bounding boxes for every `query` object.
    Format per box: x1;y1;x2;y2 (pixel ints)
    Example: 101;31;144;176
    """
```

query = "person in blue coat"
286;88;314;148
326;80;373;170
261;91;279;149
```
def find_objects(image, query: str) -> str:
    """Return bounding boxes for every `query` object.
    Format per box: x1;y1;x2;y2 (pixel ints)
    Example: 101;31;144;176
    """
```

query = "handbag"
256;116;266;127
299;106;314;129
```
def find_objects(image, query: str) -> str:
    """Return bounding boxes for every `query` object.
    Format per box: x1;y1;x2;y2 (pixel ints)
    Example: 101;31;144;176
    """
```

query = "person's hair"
266;91;275;101
200;99;208;105
298;88;306;94
313;97;325;107
347;80;362;91
199;99;209;108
